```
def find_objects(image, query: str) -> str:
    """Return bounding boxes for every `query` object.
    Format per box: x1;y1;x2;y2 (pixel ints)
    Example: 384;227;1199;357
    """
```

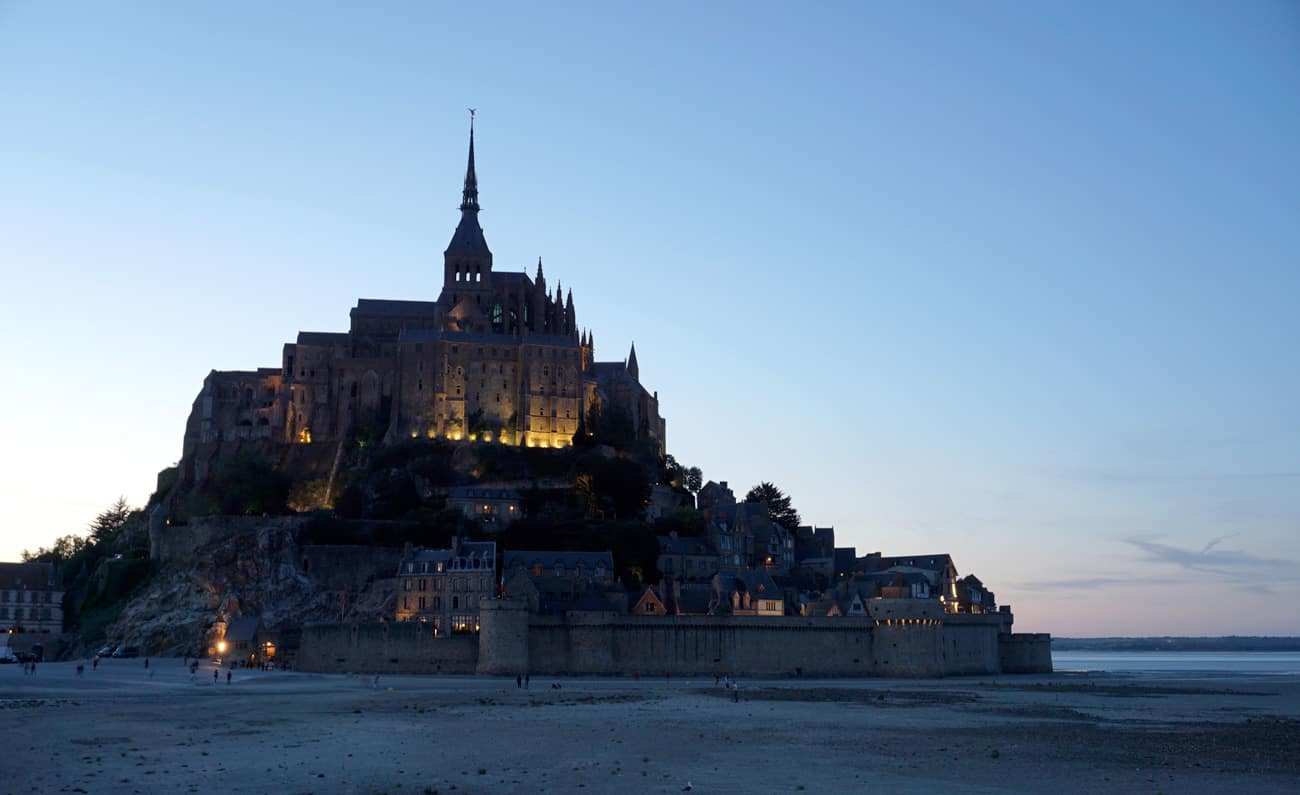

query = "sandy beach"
3;659;1297;794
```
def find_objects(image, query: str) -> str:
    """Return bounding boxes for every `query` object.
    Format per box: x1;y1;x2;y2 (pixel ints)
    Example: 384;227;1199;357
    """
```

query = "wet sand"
3;659;1298;794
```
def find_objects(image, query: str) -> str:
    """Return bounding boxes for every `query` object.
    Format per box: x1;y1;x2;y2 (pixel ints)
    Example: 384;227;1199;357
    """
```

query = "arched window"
491;303;503;327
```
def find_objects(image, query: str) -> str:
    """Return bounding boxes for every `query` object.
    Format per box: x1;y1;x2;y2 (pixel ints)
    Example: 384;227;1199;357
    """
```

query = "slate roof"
0;562;55;591
674;585;715;615
295;331;351;347
445;213;491;256
405;541;497;569
873;554;955;573
657;536;717;556
225;616;262;643
504;550;613;572
351;299;440;318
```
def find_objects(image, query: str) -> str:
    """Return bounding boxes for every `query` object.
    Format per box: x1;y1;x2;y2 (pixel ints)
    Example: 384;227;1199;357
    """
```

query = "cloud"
1124;537;1295;579
1015;536;1296;595
1016;576;1171;591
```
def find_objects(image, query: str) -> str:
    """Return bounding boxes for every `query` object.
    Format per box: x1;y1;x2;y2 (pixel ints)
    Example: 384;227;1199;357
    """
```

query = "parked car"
111;646;139;658
0;648;16;664
96;645;116;658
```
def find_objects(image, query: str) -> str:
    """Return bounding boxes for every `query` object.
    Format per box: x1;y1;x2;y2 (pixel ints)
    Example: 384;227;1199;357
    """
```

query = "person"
214;669;219;683
144;657;149;670
516;674;522;689
226;670;232;685
713;674;719;688
733;683;739;703
76;663;84;676
524;673;530;689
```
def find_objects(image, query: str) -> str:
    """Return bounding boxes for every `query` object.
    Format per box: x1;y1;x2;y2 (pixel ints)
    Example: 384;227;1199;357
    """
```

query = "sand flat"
3;659;1298;794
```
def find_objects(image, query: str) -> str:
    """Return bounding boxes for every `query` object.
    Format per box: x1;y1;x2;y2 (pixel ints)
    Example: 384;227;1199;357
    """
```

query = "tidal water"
1052;650;1300;675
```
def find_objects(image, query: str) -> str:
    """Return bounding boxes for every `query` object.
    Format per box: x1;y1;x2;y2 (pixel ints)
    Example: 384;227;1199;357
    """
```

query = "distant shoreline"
1053;637;1300;652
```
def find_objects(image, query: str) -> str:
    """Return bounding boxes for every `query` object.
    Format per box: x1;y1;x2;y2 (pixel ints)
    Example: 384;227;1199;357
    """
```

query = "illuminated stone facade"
182;121;666;475
395;539;497;634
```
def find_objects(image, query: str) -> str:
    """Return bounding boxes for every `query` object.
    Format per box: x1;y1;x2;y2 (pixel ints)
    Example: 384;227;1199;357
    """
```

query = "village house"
395;538;497;633
0;562;63;634
712;569;784;617
502;550;622;614
445;486;521;530
656;534;720;582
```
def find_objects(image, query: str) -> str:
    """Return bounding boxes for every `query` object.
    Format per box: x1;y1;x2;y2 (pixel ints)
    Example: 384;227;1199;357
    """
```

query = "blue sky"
1;2;1297;635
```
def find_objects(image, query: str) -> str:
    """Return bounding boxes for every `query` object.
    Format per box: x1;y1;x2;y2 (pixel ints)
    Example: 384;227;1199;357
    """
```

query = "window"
452;596;460;609
419;579;427;592
418;596;426;610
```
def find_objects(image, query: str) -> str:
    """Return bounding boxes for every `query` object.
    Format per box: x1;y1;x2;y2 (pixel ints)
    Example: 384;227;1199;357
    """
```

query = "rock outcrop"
109;518;398;655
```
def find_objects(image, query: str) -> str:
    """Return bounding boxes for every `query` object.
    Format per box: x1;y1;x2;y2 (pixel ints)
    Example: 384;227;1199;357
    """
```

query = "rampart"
999;632;1054;673
297;599;1053;677
299;622;478;674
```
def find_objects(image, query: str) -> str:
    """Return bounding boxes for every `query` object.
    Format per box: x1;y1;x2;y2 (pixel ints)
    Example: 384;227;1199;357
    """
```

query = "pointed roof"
536;257;545;282
626;342;639;380
445;114;491;258
565;288;574;309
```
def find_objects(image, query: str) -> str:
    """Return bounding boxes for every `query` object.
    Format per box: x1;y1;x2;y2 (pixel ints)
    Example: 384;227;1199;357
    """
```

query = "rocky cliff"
108;518;398;656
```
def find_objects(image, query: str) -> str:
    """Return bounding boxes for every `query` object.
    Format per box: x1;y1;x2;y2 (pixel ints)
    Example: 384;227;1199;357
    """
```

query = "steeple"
536;257;545;283
460;111;479;212
444;110;492;264
627;342;639;381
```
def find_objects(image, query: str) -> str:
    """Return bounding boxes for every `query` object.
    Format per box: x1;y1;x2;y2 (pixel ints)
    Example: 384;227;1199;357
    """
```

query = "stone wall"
999;632;1054;673
297;622;477;673
295;603;1051;678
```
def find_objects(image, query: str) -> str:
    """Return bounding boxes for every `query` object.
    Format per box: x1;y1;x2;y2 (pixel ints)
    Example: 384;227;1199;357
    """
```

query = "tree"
685;466;704;495
89;497;132;545
745;481;801;530
23;533;89;564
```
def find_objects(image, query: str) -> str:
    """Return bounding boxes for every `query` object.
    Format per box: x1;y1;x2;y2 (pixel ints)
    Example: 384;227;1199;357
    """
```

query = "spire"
536;256;544;282
444;110;491;259
460;110;479;213
627;342;639;381
565;288;573;310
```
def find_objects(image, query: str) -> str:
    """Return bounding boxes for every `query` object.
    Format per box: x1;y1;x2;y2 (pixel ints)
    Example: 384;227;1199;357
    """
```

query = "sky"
1;2;1297;636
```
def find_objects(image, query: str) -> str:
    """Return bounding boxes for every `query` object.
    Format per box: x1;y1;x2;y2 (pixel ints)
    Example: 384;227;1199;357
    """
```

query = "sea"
1052;651;1300;675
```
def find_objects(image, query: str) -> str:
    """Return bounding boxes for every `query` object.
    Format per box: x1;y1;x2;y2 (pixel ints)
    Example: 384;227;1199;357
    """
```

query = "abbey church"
182;121;666;472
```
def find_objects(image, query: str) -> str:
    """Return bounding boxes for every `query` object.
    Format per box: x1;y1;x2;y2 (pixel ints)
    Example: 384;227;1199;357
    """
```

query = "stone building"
0;562;63;634
445;486;521;530
395;539;497;634
180;119;666;481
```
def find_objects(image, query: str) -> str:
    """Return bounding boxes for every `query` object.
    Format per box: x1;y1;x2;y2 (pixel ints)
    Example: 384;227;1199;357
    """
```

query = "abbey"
183;122;666;466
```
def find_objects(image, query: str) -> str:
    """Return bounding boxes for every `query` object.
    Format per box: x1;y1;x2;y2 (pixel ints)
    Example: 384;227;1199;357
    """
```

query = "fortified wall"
298;599;1053;677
